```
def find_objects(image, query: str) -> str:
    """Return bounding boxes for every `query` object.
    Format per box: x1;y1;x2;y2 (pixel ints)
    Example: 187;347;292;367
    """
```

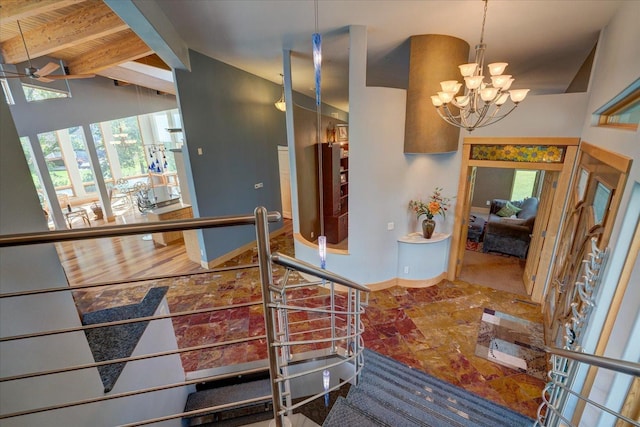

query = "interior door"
277;146;292;219
523;171;556;294
454;166;477;278
544;143;630;346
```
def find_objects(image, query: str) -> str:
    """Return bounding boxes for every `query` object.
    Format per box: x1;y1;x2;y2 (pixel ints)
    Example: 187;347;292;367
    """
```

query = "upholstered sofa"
482;197;539;259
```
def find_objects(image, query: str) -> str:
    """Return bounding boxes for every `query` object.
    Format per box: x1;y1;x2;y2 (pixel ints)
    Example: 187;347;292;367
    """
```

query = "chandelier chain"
479;0;488;45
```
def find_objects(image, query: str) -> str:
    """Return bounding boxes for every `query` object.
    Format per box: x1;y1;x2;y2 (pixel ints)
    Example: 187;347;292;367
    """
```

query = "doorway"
449;137;580;303
458;166;548;296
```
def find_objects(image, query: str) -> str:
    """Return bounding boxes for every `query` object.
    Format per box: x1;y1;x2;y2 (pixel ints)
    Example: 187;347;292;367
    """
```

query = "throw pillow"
496;201;522;217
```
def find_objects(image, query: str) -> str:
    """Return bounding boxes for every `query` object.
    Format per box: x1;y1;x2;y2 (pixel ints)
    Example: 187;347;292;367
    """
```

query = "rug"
466;240;483;252
474;308;547;380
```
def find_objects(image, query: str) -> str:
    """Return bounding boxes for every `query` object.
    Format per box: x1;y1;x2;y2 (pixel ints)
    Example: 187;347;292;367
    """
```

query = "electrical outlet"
486;200;491;206
403;266;409;274
387;222;394;230
311;231;314;238
197;148;203;155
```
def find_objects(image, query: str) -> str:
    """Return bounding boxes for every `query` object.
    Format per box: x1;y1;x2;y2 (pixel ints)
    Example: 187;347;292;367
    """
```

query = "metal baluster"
254;207;282;427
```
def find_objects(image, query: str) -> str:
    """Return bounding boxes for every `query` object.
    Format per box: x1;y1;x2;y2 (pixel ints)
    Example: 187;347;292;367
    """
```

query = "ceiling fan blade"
35;76;54;83
45;74;96;80
36;62;61;77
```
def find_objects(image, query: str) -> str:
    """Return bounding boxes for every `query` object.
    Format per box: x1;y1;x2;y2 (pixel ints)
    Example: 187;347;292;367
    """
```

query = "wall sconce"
274;73;286;112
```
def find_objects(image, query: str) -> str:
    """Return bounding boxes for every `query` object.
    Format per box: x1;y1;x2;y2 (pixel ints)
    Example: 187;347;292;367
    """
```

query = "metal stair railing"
0;211;284;426
536;345;640;427
1;207;368;426
254;206;370;427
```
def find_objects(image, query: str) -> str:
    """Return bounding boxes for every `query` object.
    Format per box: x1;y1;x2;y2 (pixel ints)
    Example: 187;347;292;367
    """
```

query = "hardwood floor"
57;234;205;286
56;205;205;285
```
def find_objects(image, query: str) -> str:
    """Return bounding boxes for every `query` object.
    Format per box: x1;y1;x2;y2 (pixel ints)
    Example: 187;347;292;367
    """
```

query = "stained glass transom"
471;145;565;163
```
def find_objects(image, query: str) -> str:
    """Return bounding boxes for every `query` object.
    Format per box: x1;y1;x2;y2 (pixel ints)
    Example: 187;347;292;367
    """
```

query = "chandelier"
110;125;135;145
431;0;529;132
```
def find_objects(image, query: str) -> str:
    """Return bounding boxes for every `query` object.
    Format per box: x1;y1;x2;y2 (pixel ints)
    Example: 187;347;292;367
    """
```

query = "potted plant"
409;187;451;239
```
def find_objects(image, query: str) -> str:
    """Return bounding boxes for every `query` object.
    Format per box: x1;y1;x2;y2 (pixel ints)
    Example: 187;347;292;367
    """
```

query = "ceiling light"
274;73;286;112
431;0;529;132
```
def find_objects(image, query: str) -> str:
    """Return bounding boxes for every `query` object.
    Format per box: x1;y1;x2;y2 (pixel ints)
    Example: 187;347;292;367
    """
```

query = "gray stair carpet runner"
323;348;534;426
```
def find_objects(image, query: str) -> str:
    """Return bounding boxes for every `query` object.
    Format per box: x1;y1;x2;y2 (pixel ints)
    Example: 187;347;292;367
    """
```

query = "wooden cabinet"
321;143;348;244
147;204;193;245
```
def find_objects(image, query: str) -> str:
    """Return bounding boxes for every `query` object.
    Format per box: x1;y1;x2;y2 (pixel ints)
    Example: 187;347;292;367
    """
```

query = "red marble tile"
225;317;249;340
71;223;545;421
395;316;417;335
187;312;212;326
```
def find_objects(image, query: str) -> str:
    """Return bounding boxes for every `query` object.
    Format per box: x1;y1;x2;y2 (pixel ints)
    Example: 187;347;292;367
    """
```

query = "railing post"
330;281;336;354
254;206;282;427
354;290;362;385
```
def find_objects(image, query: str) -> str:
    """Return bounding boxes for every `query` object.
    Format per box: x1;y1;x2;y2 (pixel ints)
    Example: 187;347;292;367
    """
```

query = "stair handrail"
270;252;369;293
544;345;640;377
0;211;282;247
254;207;368;427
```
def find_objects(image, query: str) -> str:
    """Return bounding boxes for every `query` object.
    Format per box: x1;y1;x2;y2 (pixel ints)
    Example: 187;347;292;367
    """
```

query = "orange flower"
408;187;452;220
428;201;441;216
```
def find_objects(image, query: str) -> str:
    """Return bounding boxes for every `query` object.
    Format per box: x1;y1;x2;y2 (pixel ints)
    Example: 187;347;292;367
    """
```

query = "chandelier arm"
436;106;463;127
473;104;520;129
436;106;457;122
469;103;494;129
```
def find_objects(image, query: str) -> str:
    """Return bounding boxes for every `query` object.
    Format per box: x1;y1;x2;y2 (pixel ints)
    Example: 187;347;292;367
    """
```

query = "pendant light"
274;73;286;112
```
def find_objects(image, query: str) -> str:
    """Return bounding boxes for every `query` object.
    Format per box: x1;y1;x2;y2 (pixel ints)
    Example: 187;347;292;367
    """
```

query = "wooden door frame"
448;137;579;303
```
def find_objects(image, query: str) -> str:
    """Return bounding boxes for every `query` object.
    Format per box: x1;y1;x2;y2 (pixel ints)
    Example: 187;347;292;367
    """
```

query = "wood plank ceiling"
0;0;175;94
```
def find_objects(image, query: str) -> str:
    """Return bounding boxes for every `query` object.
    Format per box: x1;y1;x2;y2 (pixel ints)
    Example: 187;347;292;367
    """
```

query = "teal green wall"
175;50;287;261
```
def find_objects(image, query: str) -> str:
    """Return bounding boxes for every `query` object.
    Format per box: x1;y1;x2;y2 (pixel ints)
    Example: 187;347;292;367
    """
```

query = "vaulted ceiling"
0;0;175;94
1;0;626;113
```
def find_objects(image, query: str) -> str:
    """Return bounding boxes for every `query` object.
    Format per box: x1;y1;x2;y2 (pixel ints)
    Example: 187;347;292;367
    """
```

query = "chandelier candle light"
431;0;529;132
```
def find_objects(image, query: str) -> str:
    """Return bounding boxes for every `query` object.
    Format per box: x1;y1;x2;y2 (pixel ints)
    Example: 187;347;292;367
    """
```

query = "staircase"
323;349;534;427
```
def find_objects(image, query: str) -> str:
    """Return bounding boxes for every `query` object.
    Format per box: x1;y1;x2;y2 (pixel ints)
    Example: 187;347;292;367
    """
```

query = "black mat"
82;286;168;392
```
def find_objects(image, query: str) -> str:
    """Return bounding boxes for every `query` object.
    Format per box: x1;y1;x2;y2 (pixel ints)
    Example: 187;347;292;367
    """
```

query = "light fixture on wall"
431;0;529;132
274;73;286;112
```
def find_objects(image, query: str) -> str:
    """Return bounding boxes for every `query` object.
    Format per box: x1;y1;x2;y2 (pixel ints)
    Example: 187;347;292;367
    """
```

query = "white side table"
397;232;451;281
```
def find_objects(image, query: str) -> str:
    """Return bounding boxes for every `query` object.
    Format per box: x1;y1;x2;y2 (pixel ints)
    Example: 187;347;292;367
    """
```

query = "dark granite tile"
82;286;168;392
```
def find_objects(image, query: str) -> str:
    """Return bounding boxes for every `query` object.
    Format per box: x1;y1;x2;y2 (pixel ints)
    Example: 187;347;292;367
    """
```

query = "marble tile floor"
71;224;545;420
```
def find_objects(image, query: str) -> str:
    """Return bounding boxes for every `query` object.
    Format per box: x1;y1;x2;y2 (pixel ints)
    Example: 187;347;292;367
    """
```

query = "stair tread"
357;375;470;426
362;349;533;424
362;360;527;426
322;396;388;427
184;378;272;412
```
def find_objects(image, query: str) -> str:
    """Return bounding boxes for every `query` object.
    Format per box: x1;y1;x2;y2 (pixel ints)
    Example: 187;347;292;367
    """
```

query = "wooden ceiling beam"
0;1;127;64
0;0;85;25
66;30;152;74
98;64;175;95
134;54;171;71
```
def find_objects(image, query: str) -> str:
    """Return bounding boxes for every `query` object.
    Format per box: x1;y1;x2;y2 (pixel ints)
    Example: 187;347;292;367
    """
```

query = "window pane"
511;170;538;200
23;84;69;102
39;131;73;195
67;126;96;186
89;123;113;181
